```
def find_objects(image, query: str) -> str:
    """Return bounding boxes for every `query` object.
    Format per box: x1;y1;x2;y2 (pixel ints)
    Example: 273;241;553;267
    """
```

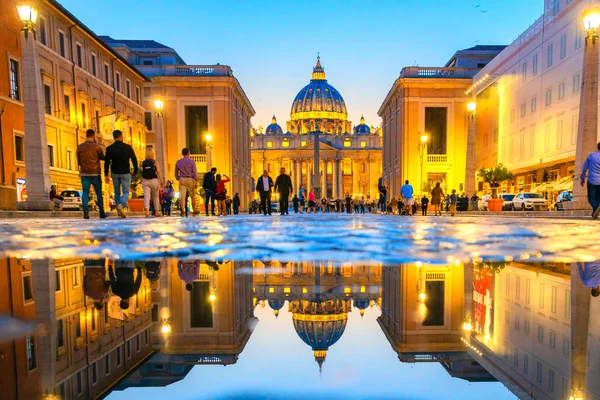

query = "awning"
553;176;573;192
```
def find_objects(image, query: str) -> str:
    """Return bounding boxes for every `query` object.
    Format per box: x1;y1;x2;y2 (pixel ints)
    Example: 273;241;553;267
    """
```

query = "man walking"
401;180;414;216
77;129;107;219
581;142;600;219
448;189;458;216
421;195;429;216
202;167;217;216
256;170;274;215
104;130;138;218
233;193;240;215
274;167;293;215
175;148;199;216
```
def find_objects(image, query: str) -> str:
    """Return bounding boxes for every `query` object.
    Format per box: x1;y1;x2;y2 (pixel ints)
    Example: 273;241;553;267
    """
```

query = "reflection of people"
577;262;600;296
145;261;161;292
109;261;142;309
84;259;109;310
178;260;200;291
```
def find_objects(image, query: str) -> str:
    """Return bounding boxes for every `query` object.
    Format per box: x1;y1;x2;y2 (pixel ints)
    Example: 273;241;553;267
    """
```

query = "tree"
477;164;514;198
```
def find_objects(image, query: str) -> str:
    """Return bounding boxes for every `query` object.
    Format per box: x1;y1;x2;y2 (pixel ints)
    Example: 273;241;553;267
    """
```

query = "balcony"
427;155;448;163
191;154;207;173
400;67;479;79
139;64;233;78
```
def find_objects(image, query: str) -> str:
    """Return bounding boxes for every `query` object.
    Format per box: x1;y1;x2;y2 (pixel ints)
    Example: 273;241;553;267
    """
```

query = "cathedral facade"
251;58;382;199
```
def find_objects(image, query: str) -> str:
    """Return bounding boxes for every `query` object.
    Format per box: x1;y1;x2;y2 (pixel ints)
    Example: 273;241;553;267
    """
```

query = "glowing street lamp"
467;101;477;113
583;10;600;33
420;134;429;144
16;3;38;39
466;101;477;195
205;133;214;170
153;99;164;115
418;292;427;302
419;133;429;195
161;319;171;334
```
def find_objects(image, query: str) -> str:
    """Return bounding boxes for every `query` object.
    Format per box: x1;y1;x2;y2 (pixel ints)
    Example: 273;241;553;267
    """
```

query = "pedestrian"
292;194;300;213
233;193;240;215
109;261;142;310
104;130;138;218
83;259;109;310
576;262;600;296
308;188;317;213
431;182;445;216
379;183;388;212
470;193;480;211
161;181;175;216
345;193;352;214
225;196;232;215
298;184;306;213
49;184;63;211
274;167;293;215
401;180;414;216
141;147;163;218
421;195;429;216
256;170;274;215
581;142;600;219
178;260;199;292
145;261;161;293
360;197;366;214
390;196;398;215
202;166;217;216
215;174;230;216
321;197;328;213
175;148;199;217
77;129;107;219
449;189;458;216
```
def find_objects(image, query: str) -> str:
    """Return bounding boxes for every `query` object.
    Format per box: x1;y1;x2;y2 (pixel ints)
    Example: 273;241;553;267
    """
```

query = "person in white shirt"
255;170;274;215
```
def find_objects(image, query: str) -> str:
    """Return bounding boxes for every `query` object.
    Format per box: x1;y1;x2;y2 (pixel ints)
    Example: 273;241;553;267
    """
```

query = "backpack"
141;159;157;179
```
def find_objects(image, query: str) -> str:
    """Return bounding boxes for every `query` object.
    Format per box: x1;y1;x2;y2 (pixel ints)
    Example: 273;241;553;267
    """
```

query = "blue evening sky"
60;0;542;131
107;303;515;399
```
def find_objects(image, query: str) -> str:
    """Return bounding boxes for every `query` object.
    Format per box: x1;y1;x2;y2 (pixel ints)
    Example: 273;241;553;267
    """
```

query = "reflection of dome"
353;299;371;317
268;299;286;317
290;57;348;122
265;115;283;135
290;298;350;370
353;116;371;135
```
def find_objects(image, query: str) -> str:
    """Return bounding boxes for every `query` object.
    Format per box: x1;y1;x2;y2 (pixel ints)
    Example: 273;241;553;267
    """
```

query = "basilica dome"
290;57;348;122
353;116;371;135
265;115;283;135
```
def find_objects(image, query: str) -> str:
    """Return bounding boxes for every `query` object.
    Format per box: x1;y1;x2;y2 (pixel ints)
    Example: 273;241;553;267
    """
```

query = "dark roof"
46;0;149;81
459;45;508;52
99;36;173;50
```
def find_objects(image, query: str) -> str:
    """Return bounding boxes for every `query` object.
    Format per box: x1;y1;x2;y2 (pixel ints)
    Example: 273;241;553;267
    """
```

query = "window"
301;141;306;147
26;336;36;370
48;145;55;167
552;0;559;16
565;289;571;318
360;141;366;148
550;332;556;348
126;79;131;99
513;347;519;367
558;82;565;100
63;94;71;121
105;355;110;376
560;34;567;59
563;338;570;355
266;141;273;148
75;313;82;338
91;309;96;331
116;347;122;366
73;267;79;286
523;353;529;374
43;84;52;115
91;53;97;77
546;89;552;106
282;141;289;148
549;369;555;392
143;60;154;65
55;270;61;291
505;310;510;324
127;340;131;359
81;103;87;128
144;112;153;130
104;63;110;85
538;326;544;342
135;86;140;104
522;62;527;82
23;274;33;302
145;329;149;345
57;319;64;348
39;17;46;45
344;140;351;148
514;315;520;330
537;361;543;383
425;107;447;154
551;286;557;313
520;103;526;117
532;54;538;76
539;282;545;308
136;335;140;352
573;74;580;93
115;72;122;92
76;44;82;68
92;363;97;384
9;59;20;100
510;108;515;122
547;44;554;68
58;31;66;57
15;134;24;162
423;281;445;326
524;320;530;335
557;120;563;149
575;25;583;50
76;371;82;395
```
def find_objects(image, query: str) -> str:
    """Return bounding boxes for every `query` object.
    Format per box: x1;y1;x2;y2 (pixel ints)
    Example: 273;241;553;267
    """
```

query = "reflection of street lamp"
419;134;429;194
205;133;213;170
161;319;171;334
153;99;167;180
466;101;477;195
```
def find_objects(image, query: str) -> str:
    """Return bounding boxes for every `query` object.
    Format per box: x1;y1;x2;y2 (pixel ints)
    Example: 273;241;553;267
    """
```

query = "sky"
108;301;515;399
58;0;543;130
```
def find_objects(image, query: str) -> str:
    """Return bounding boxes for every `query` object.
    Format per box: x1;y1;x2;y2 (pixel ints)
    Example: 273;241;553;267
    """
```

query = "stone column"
322;159;328;198
18;30;51;210
333;158;340;198
568;26;599;210
465;109;477;196
296;158;303;192
570;262;591;399
463;262;474;330
313;131;320;195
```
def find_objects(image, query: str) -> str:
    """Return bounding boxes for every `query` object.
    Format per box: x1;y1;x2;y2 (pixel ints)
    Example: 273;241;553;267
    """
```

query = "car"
498;193;516;211
554;190;573;211
60;190;83;210
511;192;549;211
480;195;491;211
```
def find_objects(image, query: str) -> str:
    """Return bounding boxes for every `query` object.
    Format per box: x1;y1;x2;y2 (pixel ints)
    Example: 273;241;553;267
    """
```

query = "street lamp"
205;133;214;170
161;319;171;334
153;99;164;115
419;133;429;195
467;101;477;113
16;3;38;39
583;10;600;32
466;101;477;196
153;99;167;183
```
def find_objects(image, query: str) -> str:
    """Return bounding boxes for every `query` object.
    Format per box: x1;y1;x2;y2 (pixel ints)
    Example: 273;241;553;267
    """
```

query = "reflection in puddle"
2;259;598;399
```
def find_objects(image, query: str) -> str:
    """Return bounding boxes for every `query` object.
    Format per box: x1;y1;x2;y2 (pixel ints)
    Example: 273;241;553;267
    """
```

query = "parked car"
554;190;573;211
511;192;549;211
60;190;82;210
480;195;491;211
498;193;516;211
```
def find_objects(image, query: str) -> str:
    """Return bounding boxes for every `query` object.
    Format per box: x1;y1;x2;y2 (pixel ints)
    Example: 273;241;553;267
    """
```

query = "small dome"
268;298;286;311
354;115;371;135
265;115;283;135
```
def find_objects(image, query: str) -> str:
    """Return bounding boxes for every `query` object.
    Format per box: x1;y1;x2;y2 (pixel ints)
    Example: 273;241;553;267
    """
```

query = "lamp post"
205;133;213;170
153;99;167;182
16;3;52;210
465;101;477;196
419;134;429;194
569;10;600;210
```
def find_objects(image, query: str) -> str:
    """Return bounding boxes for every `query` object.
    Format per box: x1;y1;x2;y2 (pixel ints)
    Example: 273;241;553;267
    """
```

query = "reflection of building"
253;261;381;369
251;58;382;199
378;264;494;381
102;37;255;208
378;47;504;197
0;258;153;399
116;260;255;389
0;1;147;209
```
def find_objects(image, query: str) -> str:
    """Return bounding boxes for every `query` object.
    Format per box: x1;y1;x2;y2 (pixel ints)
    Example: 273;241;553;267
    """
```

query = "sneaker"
83;211;90;219
116;204;127;218
593;207;600;220
99;213;108;219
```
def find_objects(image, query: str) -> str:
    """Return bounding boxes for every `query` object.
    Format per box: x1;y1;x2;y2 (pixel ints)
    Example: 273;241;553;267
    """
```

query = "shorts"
404;198;415;206
308;200;315;207
449;204;457;214
300;199;305;206
178;177;196;199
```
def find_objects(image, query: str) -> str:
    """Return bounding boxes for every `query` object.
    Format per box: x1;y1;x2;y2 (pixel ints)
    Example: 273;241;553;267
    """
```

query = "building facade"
0;0;148;209
251;58;382;200
472;0;593;198
101;37;255;209
378;47;505;197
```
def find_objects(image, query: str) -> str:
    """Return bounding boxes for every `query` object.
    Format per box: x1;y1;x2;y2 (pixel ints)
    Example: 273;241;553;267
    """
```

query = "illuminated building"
378;46;505;197
251;58;382;199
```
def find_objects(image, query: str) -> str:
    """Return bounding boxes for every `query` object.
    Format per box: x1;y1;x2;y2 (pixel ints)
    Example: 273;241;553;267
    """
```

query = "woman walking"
430;182;445;216
141;148;162;217
308;188;316;213
215;174;230;216
161;181;175;216
298;184;306;213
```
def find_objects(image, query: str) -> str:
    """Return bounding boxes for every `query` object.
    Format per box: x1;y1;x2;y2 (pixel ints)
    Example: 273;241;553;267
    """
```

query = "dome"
353;116;371;135
290;57;348;122
265;115;283;135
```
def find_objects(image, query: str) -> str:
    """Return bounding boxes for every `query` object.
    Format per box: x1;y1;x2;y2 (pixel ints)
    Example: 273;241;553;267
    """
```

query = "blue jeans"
112;173;131;208
588;182;600;214
81;175;105;214
205;189;215;215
